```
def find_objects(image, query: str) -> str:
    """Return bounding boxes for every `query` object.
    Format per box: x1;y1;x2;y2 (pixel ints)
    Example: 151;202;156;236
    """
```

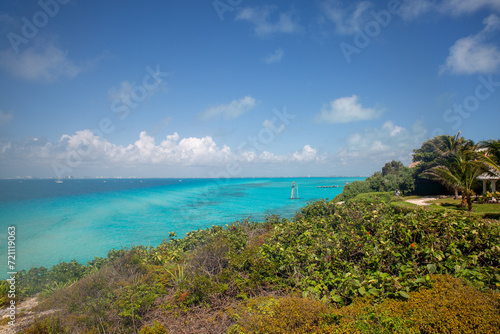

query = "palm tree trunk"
467;193;473;211
461;193;467;207
454;188;459;200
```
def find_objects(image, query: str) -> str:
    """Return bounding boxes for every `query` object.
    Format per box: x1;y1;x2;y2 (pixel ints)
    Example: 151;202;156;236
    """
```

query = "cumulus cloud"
336;120;427;166
0;41;82;82
0;109;13;126
199;96;256;120
0;130;322;176
321;0;372;35
292;145;318;162
264;48;284;64
315;95;383;124
440;14;500;75
258;150;285;163
0;130;233;167
252;145;319;164
236;6;301;36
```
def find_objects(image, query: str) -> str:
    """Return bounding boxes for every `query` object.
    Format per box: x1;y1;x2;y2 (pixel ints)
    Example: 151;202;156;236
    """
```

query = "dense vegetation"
336;134;500;210
2;192;499;333
335;160;417;201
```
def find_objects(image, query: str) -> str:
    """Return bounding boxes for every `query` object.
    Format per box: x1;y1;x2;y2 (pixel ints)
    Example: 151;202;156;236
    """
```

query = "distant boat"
55;179;63;184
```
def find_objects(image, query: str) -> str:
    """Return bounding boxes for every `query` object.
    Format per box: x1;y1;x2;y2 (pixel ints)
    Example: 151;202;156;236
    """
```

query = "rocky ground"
0;297;59;334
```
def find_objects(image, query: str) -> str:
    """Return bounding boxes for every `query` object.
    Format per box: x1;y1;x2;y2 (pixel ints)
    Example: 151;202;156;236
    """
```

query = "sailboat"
55;178;63;184
291;182;299;199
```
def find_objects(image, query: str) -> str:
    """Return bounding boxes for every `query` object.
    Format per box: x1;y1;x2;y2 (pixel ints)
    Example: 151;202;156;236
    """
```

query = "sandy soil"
0;297;59;334
405;196;443;206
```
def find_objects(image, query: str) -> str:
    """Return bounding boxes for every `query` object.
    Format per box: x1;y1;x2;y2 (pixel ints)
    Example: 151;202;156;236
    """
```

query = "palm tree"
425;143;498;211
480;139;500;170
428;132;473;200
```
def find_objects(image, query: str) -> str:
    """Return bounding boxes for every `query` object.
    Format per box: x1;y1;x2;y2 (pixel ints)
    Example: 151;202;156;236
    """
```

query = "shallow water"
0;177;363;276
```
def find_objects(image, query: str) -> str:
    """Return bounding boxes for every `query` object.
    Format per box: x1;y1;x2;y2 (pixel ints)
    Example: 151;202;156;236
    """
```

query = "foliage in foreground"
14;195;500;333
268;196;500;304
228;275;500;333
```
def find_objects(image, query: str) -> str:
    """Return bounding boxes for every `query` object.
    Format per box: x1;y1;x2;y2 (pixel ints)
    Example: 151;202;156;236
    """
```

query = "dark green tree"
425;142;498;211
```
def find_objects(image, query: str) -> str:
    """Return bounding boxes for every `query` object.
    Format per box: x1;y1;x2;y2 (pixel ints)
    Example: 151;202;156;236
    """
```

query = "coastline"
0;177;363;278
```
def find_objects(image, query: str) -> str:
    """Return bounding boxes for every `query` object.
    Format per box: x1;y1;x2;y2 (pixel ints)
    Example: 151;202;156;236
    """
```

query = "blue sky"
0;0;499;178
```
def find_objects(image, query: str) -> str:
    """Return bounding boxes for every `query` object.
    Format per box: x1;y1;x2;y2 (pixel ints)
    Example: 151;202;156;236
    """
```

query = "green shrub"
0;280;9;307
228;275;500;334
139;320;169;334
17;257;108;298
20;315;67;334
334;275;500;333
228;295;337;334
335;161;415;201
261;198;500;304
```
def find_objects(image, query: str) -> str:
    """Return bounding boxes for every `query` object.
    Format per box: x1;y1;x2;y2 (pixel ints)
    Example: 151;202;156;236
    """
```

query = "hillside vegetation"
3;193;499;333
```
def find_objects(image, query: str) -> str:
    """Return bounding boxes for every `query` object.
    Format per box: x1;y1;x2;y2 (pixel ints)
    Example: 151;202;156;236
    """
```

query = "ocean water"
0;177;363;276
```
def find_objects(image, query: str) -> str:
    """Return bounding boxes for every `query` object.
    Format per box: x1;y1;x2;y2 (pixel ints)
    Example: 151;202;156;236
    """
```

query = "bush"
228;275;500;333
38;249;148;332
17;257;108;298
140;321;169;334
228;295;337;334
335;161;415;201
0;280;9;308
20;315;67;334
261;198;500;304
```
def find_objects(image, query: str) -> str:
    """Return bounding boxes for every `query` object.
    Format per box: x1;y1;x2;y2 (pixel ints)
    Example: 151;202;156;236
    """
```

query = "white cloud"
108;81;135;101
27;130;234;167
398;0;434;20
336;120;427;166
0;141;11;154
0;109;13;126
0;41;82;82
236;6;301;36
321;0;372;35
399;0;500;19
292;145;318;162
252;145;319;164
441;0;500;16
315;95;383;123
264;48;284;64
262;118;285;134
258;150;285;163
440;14;500;75
0;130;323;176
199;96;256;120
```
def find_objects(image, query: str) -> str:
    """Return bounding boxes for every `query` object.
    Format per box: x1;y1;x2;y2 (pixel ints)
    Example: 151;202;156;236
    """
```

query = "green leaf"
331;294;342;303
398;290;410;299
358;286;366;296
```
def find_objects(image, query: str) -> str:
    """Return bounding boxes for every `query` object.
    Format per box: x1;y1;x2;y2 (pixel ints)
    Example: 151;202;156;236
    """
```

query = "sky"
0;0;499;178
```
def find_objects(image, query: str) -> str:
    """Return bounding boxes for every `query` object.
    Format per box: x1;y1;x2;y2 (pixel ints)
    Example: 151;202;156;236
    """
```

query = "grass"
379;193;500;219
424;197;500;219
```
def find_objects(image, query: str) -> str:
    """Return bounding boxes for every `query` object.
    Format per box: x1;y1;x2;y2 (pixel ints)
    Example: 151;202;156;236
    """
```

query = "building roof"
477;168;500;180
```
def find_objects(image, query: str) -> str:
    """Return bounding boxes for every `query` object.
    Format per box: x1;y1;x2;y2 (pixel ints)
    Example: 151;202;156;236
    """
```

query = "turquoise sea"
0;177;363;277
